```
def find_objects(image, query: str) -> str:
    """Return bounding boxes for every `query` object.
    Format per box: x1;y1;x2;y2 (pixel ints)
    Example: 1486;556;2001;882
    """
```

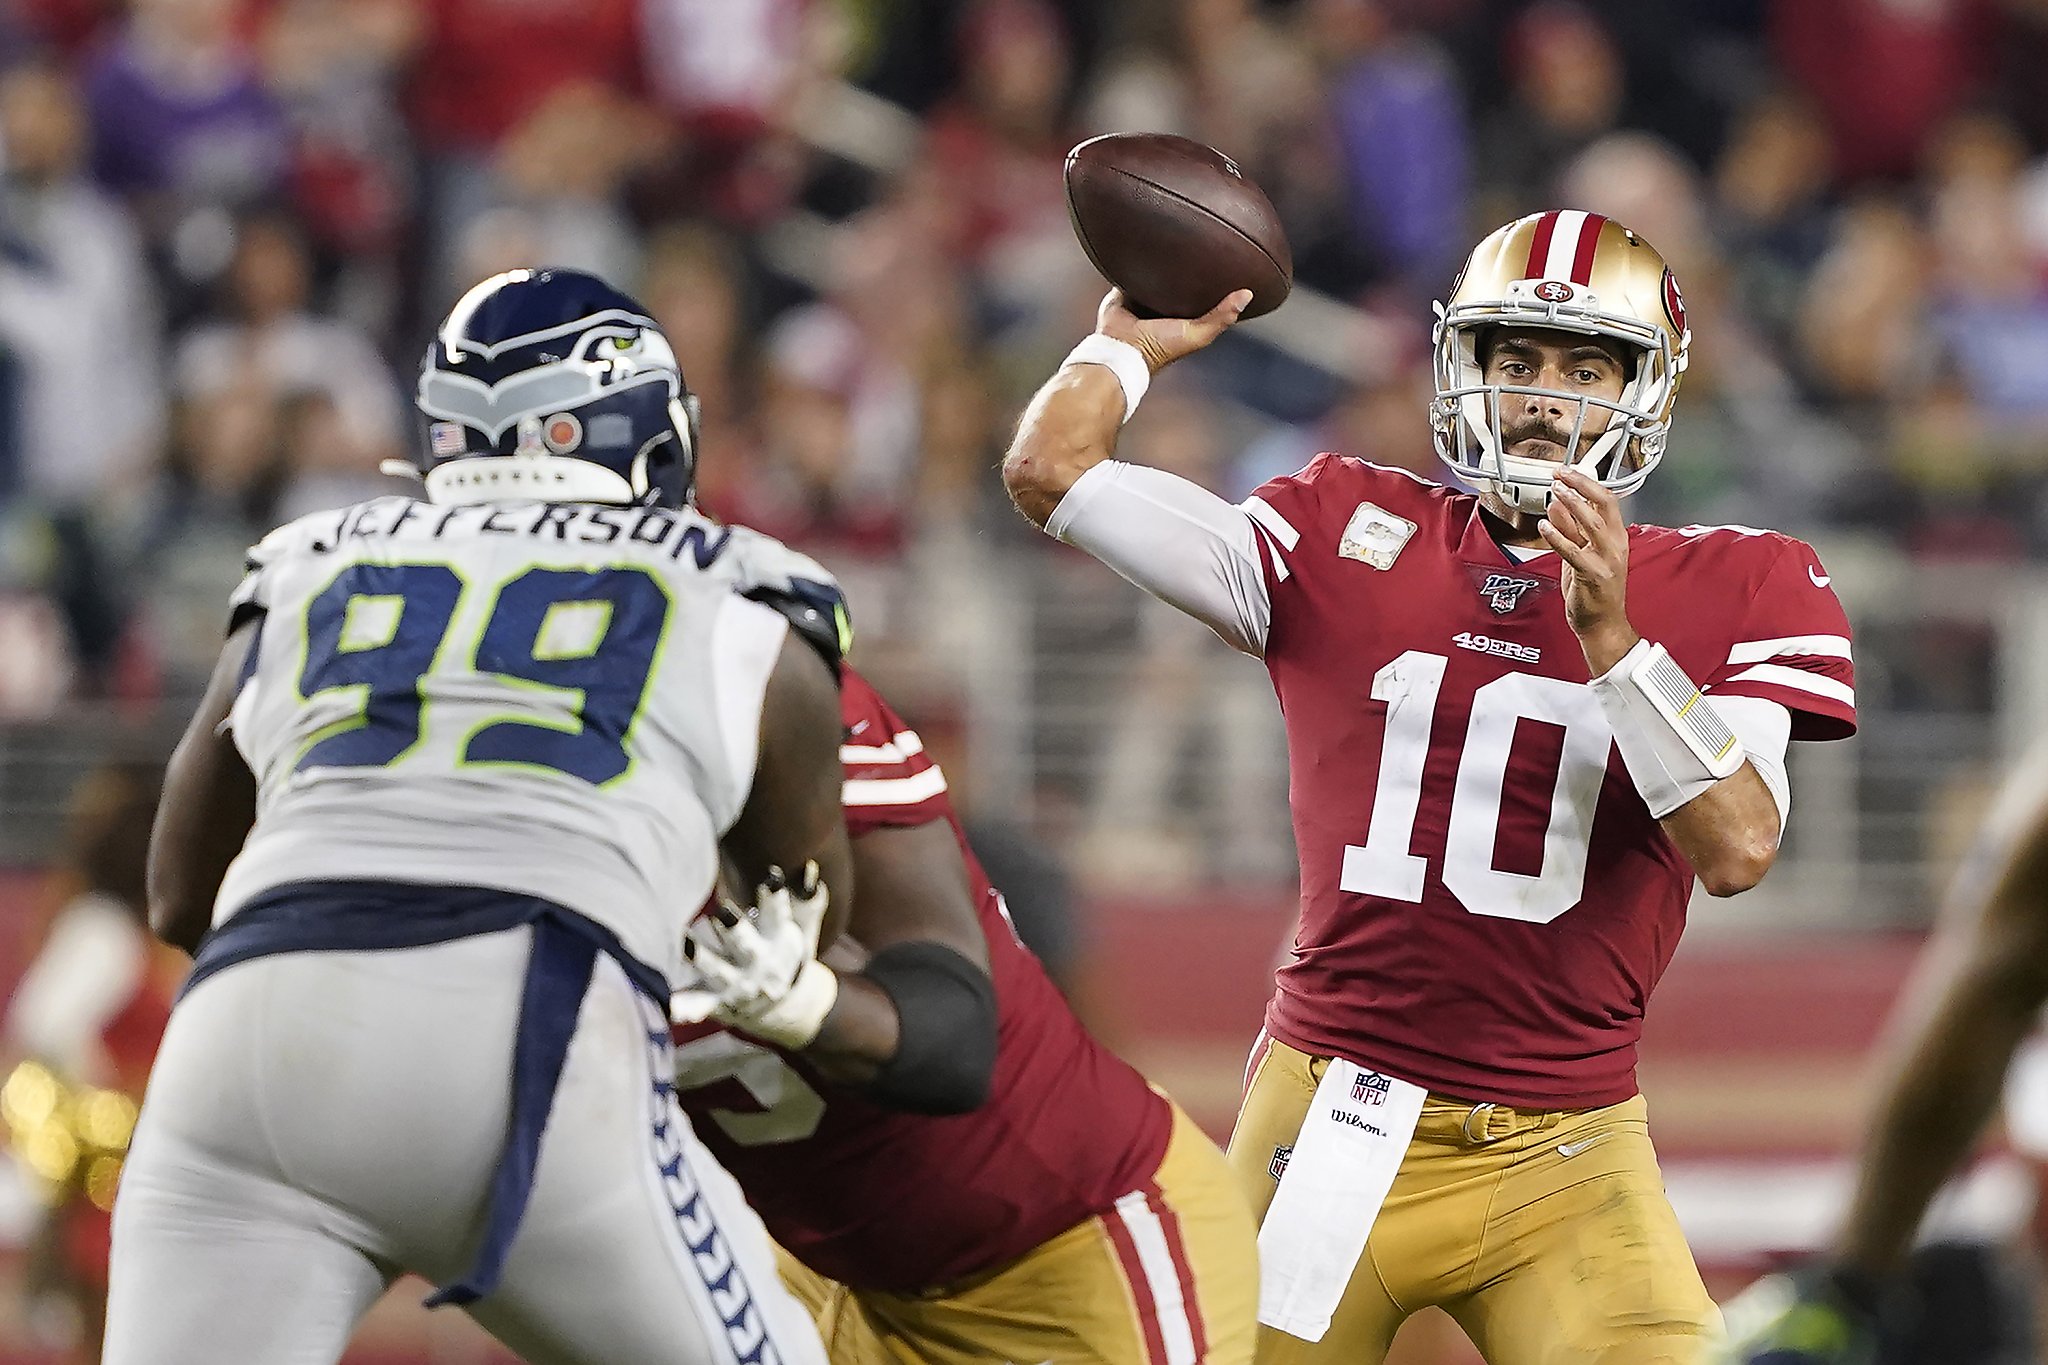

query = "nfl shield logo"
1480;573;1538;614
1353;1071;1391;1106
1270;1144;1292;1181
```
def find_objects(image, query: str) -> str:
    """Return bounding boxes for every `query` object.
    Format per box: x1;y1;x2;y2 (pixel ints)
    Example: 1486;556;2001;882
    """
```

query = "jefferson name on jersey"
252;496;739;577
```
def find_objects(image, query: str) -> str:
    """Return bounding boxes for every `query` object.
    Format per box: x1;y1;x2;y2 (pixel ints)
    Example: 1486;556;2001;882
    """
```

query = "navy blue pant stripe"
426;917;598;1307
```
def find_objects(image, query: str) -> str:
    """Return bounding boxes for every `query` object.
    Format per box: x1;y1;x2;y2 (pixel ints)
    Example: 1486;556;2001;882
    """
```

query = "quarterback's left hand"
1541;466;1639;674
672;864;839;1049
1715;1268;1881;1365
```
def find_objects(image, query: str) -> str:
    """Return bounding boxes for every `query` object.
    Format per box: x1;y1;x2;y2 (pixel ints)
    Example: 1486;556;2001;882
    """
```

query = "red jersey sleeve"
1241;452;1343;598
1704;537;1856;740
840;667;950;835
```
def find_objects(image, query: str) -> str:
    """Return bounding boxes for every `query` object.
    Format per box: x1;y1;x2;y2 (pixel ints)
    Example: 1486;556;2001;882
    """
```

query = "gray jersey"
219;496;809;981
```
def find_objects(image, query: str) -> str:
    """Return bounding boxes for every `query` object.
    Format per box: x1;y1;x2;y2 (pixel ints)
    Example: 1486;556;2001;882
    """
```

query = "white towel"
1256;1059;1427;1341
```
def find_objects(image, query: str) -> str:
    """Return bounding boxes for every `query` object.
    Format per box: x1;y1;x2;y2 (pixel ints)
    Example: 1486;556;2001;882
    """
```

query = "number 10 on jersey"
1340;650;1613;925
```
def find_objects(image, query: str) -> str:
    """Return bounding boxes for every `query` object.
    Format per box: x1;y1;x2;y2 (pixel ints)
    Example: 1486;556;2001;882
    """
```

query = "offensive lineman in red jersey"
672;663;1259;1365
1002;211;1857;1363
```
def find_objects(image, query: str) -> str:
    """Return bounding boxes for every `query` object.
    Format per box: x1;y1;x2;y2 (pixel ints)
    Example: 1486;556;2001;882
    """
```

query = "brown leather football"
1063;132;1293;320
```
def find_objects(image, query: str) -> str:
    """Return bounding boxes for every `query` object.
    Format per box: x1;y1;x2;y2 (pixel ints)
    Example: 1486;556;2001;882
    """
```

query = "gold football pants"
1229;1039;1716;1365
778;1104;1259;1364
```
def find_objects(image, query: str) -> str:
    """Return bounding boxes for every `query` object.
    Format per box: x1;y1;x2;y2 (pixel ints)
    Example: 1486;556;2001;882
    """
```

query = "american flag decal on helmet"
1523;210;1609;285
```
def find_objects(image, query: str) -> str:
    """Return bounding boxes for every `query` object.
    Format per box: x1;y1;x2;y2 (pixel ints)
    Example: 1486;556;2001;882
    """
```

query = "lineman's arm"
1834;763;2048;1278
721;632;850;917
800;819;997;1113
147;622;259;953
1002;290;1274;655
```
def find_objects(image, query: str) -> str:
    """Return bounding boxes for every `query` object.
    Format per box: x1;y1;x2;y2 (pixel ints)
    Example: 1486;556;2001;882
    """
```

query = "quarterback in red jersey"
673;664;1258;1365
1003;211;1856;1364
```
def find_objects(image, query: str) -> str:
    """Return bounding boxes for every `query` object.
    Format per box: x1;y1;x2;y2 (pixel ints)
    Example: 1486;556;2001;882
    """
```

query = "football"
1063;132;1293;321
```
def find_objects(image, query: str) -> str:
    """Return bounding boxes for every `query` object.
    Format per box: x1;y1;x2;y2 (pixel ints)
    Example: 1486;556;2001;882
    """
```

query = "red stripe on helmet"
1570;213;1608;284
1524;211;1559;279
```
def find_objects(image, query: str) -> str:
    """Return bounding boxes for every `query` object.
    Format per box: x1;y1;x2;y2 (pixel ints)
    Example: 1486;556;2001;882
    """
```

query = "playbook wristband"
1060;335;1152;423
1589;638;1746;819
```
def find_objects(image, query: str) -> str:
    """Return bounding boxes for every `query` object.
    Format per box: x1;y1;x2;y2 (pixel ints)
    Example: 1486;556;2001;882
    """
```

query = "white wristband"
1589;639;1746;819
1060;334;1152;423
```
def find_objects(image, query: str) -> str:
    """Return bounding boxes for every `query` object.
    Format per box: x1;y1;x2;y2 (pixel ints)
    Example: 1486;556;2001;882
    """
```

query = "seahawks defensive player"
110;270;841;1365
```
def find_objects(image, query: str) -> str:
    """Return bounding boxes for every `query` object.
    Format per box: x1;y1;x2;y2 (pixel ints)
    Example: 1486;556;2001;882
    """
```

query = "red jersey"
672;667;1172;1292
1245;456;1856;1110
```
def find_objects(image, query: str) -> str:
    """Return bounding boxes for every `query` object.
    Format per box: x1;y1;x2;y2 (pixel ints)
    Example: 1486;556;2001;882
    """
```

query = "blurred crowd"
1;0;2046;882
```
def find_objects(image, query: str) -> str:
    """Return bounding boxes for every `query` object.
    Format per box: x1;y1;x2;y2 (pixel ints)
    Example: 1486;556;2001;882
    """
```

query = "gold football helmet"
1431;211;1690;510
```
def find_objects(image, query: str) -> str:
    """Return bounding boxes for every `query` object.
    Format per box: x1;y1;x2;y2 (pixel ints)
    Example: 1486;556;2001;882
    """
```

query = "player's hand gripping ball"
673;863;838;1049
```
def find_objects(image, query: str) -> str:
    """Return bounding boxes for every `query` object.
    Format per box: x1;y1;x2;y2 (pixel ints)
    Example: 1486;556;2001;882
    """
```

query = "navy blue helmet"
405;269;702;508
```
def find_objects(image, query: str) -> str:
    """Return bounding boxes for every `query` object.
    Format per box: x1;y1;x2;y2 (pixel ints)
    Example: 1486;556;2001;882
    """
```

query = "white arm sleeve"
1044;461;1275;656
1713;695;1793;832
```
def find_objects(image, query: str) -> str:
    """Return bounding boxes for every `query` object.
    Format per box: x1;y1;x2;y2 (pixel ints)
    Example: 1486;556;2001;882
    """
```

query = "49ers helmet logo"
1534;280;1574;303
1662;267;1687;336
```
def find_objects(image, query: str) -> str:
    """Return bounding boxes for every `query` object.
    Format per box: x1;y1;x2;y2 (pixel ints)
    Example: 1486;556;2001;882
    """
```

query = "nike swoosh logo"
1808;565;1831;587
1557;1133;1615;1158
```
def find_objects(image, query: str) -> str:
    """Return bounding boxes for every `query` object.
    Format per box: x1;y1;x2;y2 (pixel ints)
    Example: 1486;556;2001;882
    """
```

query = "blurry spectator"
717;165;972;553
129;386;285;693
1082;2;1359;292
1712;91;1836;351
640;222;763;511
1797;196;1934;405
1307;0;1472;295
1473;2;1625;223
1234;353;1438;497
81;0;291;249
259;0;414;324
434;83;658;309
0;60;162;505
636;0;822;225
729;302;911;553
1923;113;2048;431
403;0;646;310
173;208;404;476
1772;0;1994;183
924;0;1074;279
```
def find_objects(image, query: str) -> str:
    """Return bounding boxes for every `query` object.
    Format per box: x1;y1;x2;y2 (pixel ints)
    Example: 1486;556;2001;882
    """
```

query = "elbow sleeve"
859;940;998;1116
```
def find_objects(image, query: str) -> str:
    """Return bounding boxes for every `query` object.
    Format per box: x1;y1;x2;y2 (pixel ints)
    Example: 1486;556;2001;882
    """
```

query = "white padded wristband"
1589;639;1746;819
1060;334;1152;423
